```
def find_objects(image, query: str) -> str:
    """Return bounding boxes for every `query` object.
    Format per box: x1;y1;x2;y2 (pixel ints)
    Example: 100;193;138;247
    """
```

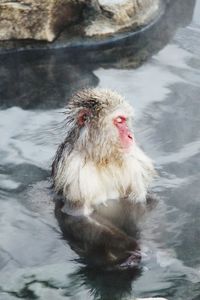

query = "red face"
113;116;134;149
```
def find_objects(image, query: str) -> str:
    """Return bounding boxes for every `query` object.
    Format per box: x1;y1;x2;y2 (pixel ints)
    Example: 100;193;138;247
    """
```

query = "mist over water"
0;1;200;299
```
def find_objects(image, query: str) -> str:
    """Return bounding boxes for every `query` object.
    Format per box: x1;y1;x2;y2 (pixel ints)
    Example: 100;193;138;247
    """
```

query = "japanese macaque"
52;88;155;215
52;88;156;269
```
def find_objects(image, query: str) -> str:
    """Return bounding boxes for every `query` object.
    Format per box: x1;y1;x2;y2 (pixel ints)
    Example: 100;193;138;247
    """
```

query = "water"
0;1;200;299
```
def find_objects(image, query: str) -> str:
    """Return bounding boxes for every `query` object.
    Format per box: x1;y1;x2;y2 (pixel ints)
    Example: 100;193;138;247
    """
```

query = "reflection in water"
0;0;200;299
0;0;196;109
55;196;158;271
69;266;141;300
0;56;99;109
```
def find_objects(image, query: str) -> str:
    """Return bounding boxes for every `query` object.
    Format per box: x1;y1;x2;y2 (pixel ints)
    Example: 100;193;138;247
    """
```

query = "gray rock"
0;0;195;110
86;0;160;36
0;0;160;42
0;0;83;41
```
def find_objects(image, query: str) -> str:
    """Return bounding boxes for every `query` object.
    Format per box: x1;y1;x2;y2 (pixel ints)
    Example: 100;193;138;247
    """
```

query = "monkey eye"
115;116;126;124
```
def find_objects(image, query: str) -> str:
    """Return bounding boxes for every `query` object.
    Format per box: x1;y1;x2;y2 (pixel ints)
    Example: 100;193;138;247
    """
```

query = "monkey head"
64;88;135;164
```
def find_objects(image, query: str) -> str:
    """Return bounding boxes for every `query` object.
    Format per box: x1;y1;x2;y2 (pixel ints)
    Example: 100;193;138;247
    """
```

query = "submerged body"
52;88;155;215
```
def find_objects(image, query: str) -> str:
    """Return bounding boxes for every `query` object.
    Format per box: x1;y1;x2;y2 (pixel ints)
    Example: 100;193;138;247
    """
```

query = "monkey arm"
55;198;141;269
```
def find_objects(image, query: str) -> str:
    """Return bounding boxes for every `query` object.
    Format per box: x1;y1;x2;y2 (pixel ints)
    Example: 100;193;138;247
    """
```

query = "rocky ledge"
0;0;160;43
84;0;160;37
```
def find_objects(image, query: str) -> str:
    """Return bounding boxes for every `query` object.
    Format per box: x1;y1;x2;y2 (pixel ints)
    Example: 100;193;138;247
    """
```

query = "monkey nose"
127;130;134;140
128;133;133;140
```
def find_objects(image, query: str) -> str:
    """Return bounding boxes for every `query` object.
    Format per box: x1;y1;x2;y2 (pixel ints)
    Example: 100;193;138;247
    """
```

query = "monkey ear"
77;109;92;126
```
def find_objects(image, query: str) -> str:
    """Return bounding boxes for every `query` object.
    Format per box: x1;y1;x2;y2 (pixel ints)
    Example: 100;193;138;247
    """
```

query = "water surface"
0;1;200;299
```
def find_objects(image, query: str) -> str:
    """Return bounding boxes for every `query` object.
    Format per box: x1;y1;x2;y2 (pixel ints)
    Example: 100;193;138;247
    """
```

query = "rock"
0;0;160;42
0;0;195;55
85;0;160;36
0;0;83;42
0;0;196;110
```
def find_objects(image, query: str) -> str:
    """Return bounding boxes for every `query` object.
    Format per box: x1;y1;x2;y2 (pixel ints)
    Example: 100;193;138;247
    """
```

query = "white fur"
54;89;155;213
54;143;155;209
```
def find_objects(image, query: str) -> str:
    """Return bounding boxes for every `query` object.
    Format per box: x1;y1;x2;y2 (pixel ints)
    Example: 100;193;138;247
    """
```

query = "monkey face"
113;115;134;149
65;88;135;161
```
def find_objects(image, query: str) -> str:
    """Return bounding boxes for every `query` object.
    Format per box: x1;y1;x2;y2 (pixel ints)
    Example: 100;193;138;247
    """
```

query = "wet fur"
52;88;156;213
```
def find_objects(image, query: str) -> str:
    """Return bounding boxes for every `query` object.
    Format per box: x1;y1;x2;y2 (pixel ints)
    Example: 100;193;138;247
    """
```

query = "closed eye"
115;116;126;124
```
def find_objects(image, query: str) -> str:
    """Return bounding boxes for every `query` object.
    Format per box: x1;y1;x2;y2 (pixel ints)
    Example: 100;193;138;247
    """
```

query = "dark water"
0;1;200;299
